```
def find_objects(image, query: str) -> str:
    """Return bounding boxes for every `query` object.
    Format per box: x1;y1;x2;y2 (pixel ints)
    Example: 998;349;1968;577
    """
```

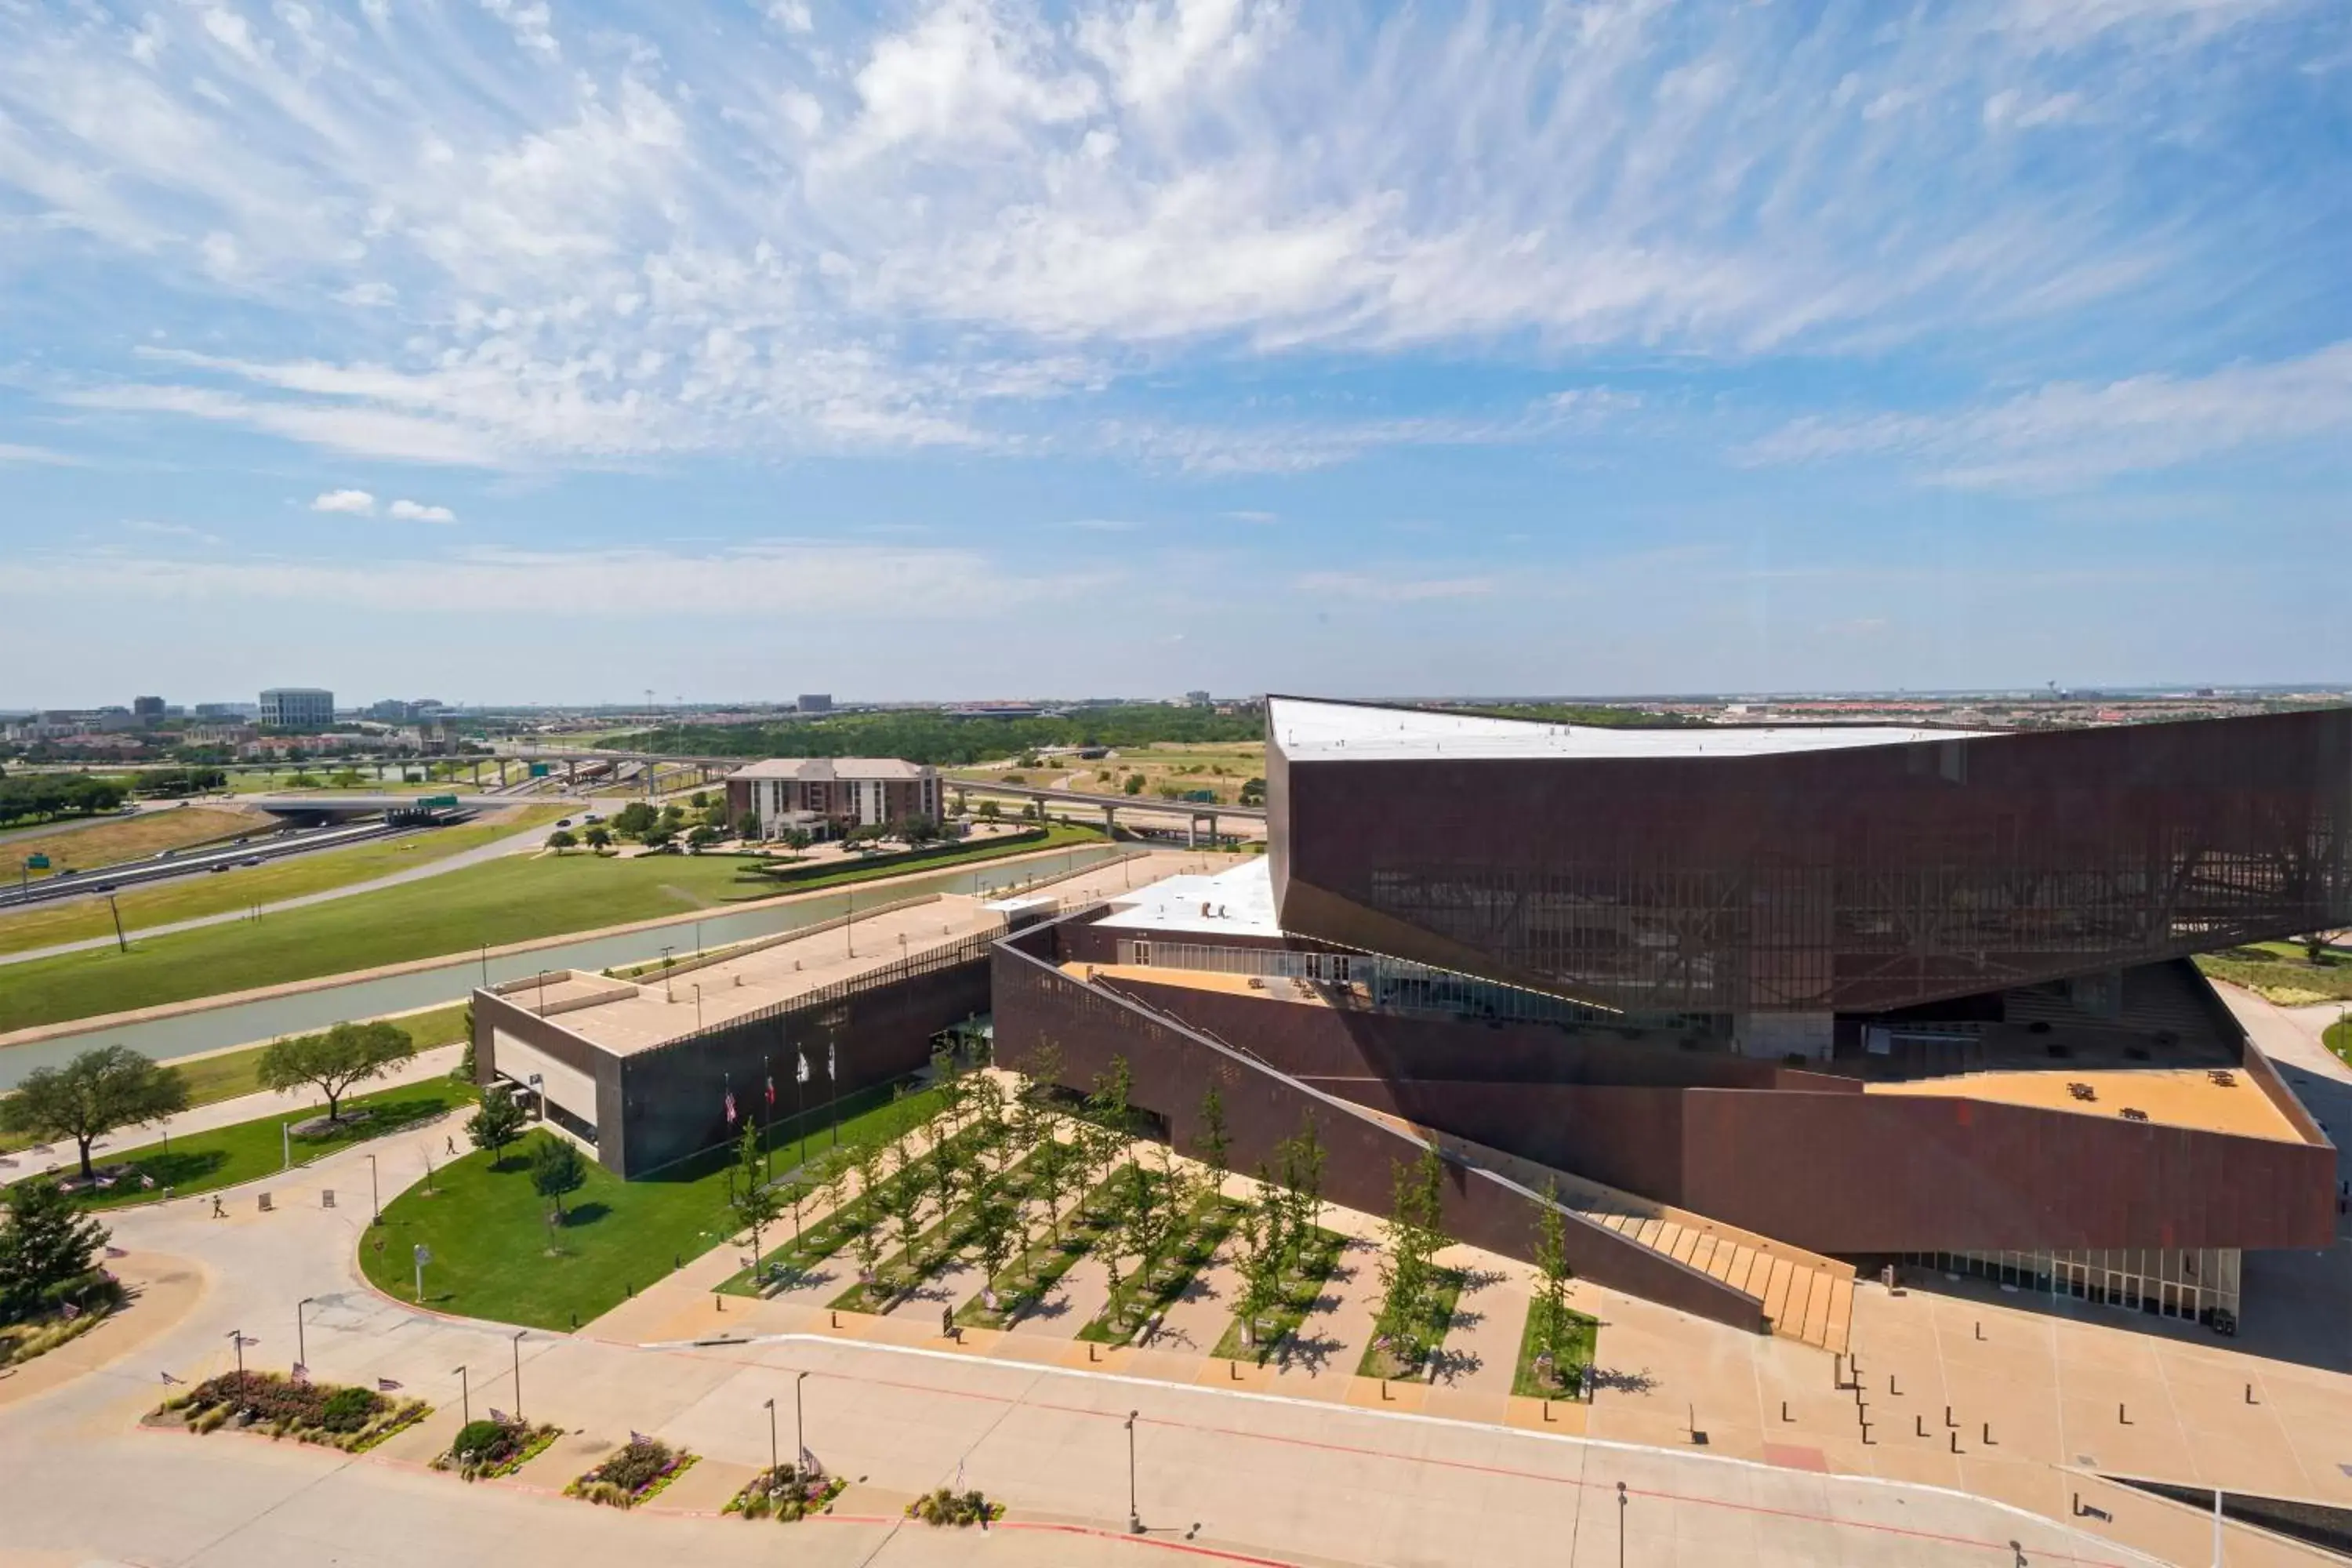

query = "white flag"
796;1051;810;1084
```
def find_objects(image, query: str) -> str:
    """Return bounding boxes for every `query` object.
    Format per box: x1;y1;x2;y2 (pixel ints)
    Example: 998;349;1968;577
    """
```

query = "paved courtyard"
0;982;2344;1566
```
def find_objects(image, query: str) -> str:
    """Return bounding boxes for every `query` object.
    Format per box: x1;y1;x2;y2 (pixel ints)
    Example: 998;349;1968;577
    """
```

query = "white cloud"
1062;517;1140;532
0;541;1111;620
387;499;458;523
124;518;224;546
310;488;377;514
1742;340;2352;489
0;442;84;466
1295;571;1498;604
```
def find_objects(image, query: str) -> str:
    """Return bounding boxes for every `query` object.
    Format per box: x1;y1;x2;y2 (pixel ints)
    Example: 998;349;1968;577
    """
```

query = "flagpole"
828;1040;840;1149
763;1054;773;1184
797;1053;807;1171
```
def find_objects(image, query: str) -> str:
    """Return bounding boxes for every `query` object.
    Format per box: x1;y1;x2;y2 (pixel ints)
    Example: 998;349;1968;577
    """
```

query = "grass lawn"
1211;1226;1347;1363
2326;1015;2350;1069
0;806;567;959
0;824;1103;1036
1510;1298;1601;1400
742;822;1101;895
1355;1268;1467;1381
367;1083;946;1330
2196;949;2352;1006
9;806;255;879
10;1079;474;1210
0;1001;472;1157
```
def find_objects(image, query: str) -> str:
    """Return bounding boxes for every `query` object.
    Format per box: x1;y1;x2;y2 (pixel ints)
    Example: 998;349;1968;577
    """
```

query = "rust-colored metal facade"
1269;704;2352;1017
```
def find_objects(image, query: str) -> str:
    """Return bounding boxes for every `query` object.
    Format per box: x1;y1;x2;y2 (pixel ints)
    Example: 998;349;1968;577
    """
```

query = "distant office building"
1185;689;1213;706
725;757;942;838
132;695;165;721
796;694;833;713
194;702;254;720
260;687;335;729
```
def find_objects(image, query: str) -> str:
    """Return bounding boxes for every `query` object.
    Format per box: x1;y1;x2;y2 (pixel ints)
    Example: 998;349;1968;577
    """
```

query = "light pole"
280;1120;292;1171
455;1363;470;1426
228;1328;249;1377
1618;1480;1628;1568
1125;1409;1142;1534
693;982;702;1031
796;1370;808;1472
660;947;675;1001
511;1329;527;1421
764;1396;779;1479
296;1297;313;1373
365;1152;379;1224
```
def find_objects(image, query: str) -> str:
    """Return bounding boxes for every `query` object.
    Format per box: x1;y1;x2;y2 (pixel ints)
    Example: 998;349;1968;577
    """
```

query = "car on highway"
241;858;263;867
556;818;574;827
209;863;230;873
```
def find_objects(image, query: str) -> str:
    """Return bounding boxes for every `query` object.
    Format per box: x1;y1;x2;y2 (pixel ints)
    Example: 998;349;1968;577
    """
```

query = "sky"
2;0;2348;708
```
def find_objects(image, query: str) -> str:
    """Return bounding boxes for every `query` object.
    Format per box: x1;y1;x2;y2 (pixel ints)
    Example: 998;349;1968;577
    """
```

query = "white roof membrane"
1268;696;1994;761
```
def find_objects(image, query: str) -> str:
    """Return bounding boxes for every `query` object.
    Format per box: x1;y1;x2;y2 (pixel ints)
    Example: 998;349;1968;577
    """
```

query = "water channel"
0;844;1126;1089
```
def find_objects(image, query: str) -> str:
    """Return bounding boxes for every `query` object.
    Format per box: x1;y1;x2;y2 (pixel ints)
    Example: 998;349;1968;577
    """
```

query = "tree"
329;768;365;789
642;825;677;850
735;810;761;840
545;829;578;854
466;1087;528;1167
1232;1163;1290;1348
1;1047;188;1181
612;800;658;838
1373;1145;1446;1374
1021;1040;1064;1102
584;825;613;853
851;1143;888;1280
0;1179;111;1324
977;800;1001;821
784;828;812;852
728;1124;782;1271
969;1187;1020;1308
528;1134;586;1225
1279;1113;1326;1266
255;1020;416;1123
687;824;719;850
689;790;710;809
1123;773;1145;796
1196;1083;1230;1186
1531;1178;1577;1388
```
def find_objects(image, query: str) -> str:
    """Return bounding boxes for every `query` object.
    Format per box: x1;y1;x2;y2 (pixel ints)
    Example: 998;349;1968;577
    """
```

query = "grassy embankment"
0;807;566;959
0;825;1108;1036
5;806;256;879
2325;1015;2350;1069
361;1083;946;1330
0;1002;471;1156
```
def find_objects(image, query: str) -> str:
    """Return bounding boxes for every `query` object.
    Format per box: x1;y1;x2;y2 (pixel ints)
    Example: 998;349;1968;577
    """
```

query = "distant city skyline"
2;2;2347;701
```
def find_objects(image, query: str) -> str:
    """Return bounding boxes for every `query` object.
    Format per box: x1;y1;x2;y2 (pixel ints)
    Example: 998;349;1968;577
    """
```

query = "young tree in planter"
1531;1178;1577;1389
0;1179;111;1324
880;1146;927;1270
1;1046;189;1181
1231;1164;1290;1348
528;1134;587;1232
465;1087;528;1167
1019;1040;1064;1104
1372;1145;1446;1375
728;1124;782;1274
968;1186;1021;1310
1277;1115;1327;1283
1196;1083;1230;1189
926;1130;967;1230
255;1020;416;1123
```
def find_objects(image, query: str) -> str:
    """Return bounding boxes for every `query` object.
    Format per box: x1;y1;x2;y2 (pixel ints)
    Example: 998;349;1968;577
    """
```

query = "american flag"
292;1363;308;1382
159;1370;183;1386
376;1377;403;1392
104;1246;128;1258
489;1407;509;1425
724;1088;738;1125
765;1075;776;1109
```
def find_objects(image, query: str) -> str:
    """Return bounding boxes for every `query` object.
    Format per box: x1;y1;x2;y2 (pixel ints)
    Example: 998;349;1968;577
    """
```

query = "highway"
950;776;1267;822
0;818;421;911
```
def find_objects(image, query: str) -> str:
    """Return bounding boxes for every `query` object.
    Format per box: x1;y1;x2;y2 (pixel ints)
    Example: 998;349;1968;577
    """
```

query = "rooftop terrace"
1268;695;1994;761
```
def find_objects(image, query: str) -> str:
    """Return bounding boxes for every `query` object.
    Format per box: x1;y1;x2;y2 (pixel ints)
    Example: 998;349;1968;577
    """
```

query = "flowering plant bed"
906;1486;1004;1527
433;1416;564;1480
566;1434;697;1508
724;1462;845;1521
0;1305;112;1369
151;1371;429;1453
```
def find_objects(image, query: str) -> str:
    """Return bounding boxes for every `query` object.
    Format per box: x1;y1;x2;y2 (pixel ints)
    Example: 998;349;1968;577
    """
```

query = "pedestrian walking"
942;1305;955;1340
210;1196;225;1219
445;1135;457;1156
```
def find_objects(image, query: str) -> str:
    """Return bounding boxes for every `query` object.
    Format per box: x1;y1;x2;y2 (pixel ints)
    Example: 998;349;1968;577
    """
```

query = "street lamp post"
280;1120;292;1171
455;1364;470;1427
296;1297;313;1373
763;1396;779;1479
1125;1409;1142;1534
796;1370;808;1472
365;1152;379;1224
1618;1480;1628;1568
228;1328;248;1377
511;1330;527;1422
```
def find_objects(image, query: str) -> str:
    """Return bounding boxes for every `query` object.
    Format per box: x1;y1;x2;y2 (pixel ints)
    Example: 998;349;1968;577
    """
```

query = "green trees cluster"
638;703;1266;765
256;1021;416;1123
1527;1179;1581;1391
465;1087;528;1166
0;1180;112;1326
0;773;125;824
1;1046;188;1181
1232;1115;1326;1348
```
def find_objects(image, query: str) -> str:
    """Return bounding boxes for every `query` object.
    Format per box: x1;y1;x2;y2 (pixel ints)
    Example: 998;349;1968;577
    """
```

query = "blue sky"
2;0;2348;707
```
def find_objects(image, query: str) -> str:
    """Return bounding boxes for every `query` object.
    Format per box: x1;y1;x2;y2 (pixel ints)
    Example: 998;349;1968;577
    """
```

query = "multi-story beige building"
724;757;942;839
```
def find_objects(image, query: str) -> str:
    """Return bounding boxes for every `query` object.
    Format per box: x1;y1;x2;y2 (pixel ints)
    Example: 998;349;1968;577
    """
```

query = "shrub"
570;1435;691;1507
452;1418;512;1464
908;1486;1001;1527
318;1385;379;1434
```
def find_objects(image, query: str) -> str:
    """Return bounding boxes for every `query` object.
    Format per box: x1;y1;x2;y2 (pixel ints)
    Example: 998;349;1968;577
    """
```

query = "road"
0;1095;2169;1568
0;807;569;969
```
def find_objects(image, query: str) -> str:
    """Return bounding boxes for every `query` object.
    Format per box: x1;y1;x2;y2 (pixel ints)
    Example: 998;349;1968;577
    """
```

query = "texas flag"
765;1075;776;1110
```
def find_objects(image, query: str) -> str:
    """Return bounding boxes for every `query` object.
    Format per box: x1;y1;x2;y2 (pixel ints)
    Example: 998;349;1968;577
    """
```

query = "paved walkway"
0;805;563;967
0;1119;2169;1568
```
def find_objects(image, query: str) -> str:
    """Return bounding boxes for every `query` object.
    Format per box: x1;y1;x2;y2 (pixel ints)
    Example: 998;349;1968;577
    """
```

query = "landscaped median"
148;1370;431;1453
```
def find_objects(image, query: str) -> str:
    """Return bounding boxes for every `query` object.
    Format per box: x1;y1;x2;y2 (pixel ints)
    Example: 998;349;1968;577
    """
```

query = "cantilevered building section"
992;696;2349;1346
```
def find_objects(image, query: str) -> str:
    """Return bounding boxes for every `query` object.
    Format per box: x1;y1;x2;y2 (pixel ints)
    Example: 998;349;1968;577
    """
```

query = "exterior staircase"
1353;1104;1855;1355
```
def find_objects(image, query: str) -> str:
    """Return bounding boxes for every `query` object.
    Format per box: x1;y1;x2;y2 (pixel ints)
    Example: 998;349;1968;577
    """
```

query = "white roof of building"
728;757;934;781
1268;696;1994;761
1096;858;1281;939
